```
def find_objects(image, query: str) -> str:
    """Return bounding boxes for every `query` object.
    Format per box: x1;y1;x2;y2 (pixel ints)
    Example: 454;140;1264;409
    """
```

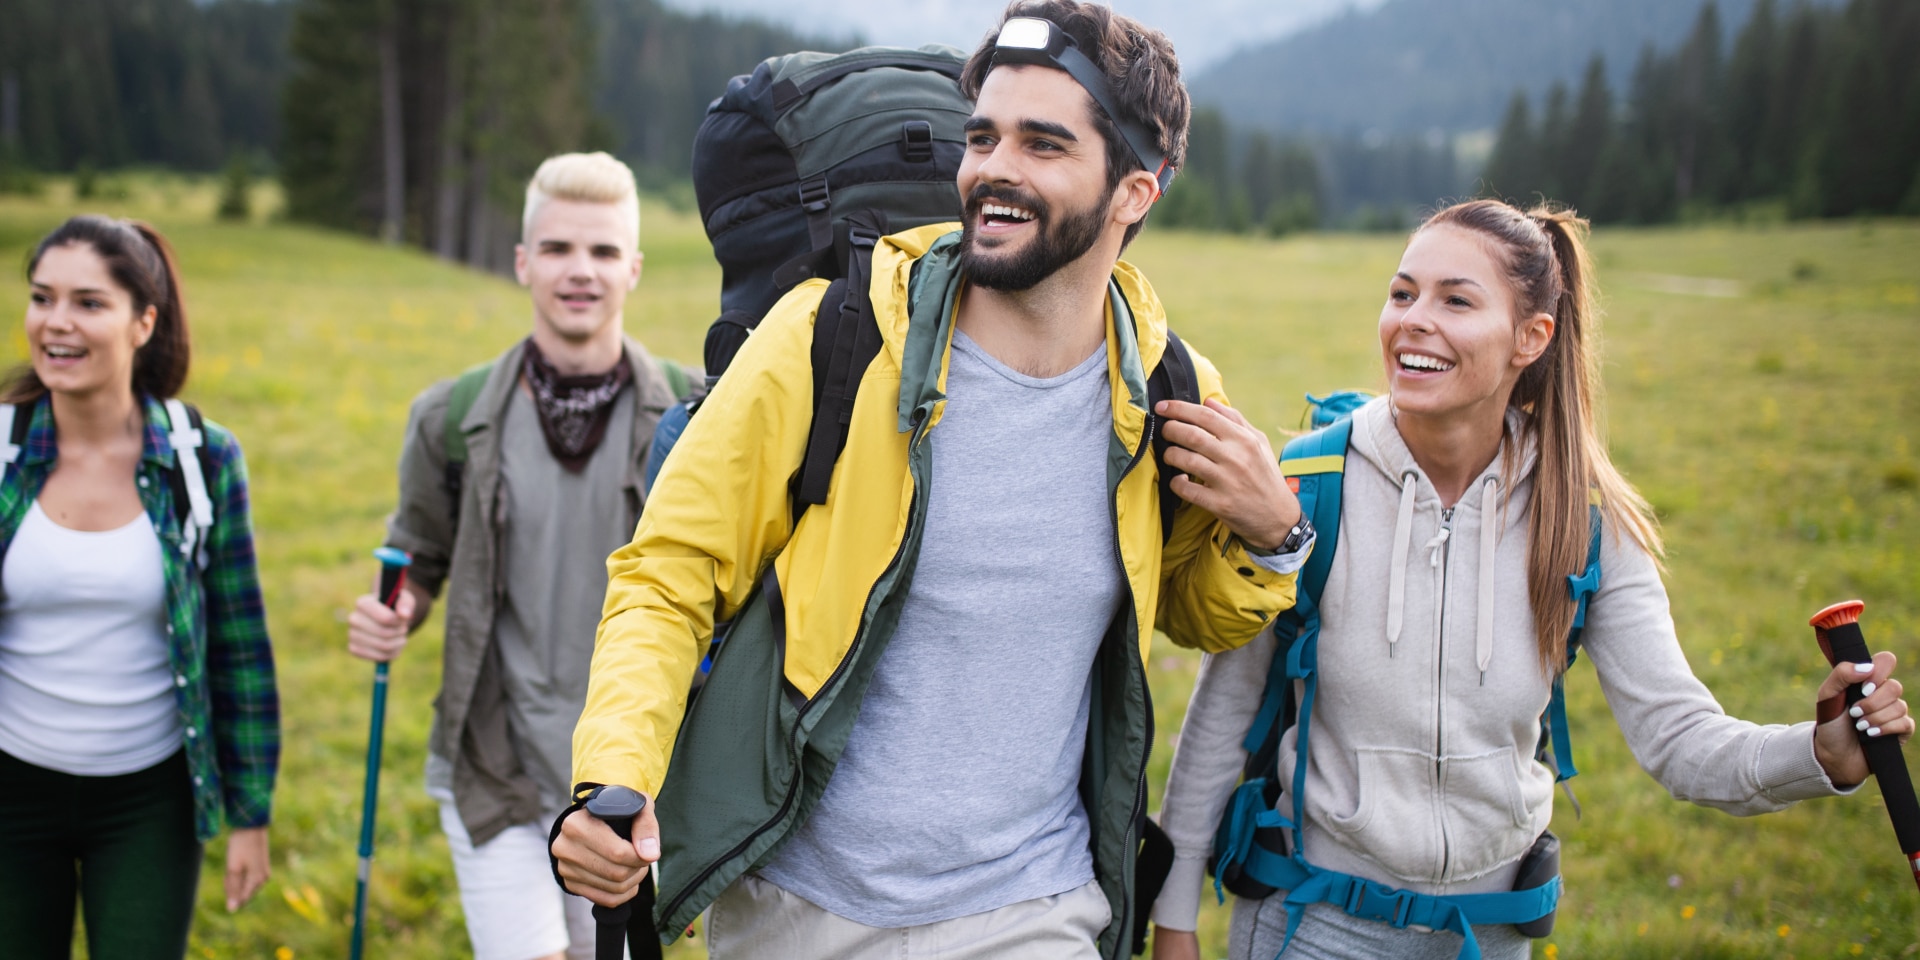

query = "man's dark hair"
959;0;1191;247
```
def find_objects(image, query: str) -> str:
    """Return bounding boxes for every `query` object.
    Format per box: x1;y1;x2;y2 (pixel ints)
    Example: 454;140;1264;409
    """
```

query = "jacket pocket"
1436;747;1531;881
1325;746;1443;883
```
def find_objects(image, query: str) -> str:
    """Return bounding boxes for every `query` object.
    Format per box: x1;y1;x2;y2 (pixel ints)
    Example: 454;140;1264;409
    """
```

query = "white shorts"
436;794;624;960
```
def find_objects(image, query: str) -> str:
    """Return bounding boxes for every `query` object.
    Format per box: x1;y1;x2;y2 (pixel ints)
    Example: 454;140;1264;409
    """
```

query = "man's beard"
959;184;1107;291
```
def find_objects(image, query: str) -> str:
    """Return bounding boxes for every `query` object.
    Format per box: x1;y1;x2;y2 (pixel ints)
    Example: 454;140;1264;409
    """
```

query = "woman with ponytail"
1147;199;1910;959
0;216;279;957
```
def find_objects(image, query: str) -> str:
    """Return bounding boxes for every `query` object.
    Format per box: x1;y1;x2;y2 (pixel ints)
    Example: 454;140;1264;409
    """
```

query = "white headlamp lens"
998;17;1053;51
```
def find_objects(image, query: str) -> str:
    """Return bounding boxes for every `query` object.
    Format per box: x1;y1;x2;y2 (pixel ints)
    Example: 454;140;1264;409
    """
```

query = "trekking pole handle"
373;546;411;609
585;785;649;960
1811;600;1920;892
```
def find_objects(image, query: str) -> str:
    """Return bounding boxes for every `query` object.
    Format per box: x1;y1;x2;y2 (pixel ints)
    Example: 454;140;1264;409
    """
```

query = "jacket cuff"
1149;853;1211;932
1759;721;1859;801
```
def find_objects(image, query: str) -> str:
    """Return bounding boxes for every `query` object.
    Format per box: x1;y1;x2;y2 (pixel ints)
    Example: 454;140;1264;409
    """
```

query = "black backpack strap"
796;213;887;507
1145;329;1200;544
1131;817;1176;954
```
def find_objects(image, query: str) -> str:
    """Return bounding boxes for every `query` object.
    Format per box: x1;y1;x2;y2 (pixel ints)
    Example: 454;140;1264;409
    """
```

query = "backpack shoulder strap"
1541;503;1604;786
1235;420;1354;768
1279;419;1353;610
796;212;886;507
442;361;493;467
161;399;216;570
657;357;694;401
1146;330;1200;545
0;403;23;476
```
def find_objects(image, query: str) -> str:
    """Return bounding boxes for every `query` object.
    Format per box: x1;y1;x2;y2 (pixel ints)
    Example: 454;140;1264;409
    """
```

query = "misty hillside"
1191;0;1840;136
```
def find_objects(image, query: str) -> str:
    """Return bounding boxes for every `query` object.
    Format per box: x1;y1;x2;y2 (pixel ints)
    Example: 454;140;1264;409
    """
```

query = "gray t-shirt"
760;331;1124;927
428;384;635;812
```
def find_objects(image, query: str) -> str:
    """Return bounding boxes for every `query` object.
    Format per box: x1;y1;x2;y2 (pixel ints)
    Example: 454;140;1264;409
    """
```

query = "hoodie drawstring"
1477;475;1501;682
1386;471;1418;656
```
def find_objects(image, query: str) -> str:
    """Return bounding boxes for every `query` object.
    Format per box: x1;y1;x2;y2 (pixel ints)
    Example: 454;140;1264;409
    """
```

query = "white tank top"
0;500;182;775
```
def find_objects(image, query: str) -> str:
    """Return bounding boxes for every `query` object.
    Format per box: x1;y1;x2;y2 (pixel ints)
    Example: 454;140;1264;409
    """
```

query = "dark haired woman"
1148;200;1910;960
0;216;279;958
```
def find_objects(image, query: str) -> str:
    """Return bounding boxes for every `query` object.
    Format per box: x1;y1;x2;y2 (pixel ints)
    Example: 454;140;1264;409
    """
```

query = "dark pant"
0;747;203;960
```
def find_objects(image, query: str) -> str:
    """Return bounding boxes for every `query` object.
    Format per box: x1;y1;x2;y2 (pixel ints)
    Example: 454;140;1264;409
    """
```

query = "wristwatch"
1259;515;1314;556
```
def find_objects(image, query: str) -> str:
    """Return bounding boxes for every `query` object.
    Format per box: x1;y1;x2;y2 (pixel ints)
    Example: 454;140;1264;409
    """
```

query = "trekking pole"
585;785;662;960
1811;600;1920;892
350;547;411;960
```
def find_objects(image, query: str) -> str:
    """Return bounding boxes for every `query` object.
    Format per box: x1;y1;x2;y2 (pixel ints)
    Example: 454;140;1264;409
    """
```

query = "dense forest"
1481;0;1920;222
0;0;291;172
3;0;1914;245
280;0;844;271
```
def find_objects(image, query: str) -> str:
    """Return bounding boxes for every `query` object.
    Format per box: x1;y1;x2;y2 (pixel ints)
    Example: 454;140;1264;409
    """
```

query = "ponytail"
6;215;191;403
1421;199;1661;675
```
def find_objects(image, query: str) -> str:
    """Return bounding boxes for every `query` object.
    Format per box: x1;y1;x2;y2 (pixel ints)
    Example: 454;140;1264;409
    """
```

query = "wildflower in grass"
1778;924;1791;937
1637;922;1649;936
276;948;294;960
1544;944;1558;959
1851;944;1865;955
1682;905;1696;919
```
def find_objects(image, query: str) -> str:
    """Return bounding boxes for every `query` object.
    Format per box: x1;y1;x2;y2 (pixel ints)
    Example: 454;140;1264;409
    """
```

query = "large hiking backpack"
1203;392;1602;958
2;398;217;569
645;45;977;497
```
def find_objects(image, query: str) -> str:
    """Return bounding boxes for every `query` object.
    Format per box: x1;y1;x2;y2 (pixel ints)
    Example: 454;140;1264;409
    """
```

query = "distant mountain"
1191;0;1840;136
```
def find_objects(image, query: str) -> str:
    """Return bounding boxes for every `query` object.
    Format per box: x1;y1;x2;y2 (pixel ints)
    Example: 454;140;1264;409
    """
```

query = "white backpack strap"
0;404;19;473
162;399;215;566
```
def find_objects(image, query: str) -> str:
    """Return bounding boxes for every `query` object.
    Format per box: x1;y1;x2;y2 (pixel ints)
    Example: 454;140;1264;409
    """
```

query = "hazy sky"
660;0;1391;71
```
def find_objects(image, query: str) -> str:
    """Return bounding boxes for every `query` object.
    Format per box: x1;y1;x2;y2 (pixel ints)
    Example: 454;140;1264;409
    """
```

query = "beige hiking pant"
706;873;1110;960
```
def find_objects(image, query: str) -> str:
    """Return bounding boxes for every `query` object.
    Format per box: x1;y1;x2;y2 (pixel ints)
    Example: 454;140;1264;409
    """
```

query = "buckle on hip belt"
1343;878;1415;928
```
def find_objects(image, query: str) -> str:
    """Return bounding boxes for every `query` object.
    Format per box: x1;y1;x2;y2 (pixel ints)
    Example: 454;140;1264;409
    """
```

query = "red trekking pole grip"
1811;600;1920;892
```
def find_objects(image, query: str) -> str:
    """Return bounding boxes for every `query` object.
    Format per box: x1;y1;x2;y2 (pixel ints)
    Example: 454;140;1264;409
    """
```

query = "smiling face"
514;198;642;345
1378;223;1555;427
26;243;155;400
957;65;1143;291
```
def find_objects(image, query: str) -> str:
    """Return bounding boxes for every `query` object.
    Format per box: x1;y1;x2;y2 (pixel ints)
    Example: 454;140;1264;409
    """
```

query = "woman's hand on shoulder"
1813;651;1911;787
1150;925;1201;960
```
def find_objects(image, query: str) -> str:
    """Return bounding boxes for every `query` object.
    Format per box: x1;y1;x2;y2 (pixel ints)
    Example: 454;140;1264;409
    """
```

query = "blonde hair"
1420;199;1663;675
521;152;640;245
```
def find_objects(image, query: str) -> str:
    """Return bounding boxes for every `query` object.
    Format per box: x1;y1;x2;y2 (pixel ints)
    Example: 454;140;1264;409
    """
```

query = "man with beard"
551;4;1312;958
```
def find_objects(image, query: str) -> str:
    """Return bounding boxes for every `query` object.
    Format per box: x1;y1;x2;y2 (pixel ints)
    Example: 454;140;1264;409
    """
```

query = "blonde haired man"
347;151;694;960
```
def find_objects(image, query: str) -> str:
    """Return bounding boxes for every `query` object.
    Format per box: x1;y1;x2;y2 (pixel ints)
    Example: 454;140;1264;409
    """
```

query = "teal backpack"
1204;391;1602;959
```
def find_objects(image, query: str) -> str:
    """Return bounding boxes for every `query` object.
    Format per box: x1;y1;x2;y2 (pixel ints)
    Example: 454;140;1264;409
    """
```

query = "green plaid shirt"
0;394;279;841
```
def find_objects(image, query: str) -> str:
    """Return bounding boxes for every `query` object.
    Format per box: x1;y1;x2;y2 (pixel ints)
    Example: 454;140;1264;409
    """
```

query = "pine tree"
1481;91;1537;202
1561;56;1612;211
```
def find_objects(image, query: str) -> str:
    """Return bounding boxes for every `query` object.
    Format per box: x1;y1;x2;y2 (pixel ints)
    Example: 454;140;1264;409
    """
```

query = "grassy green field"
2;175;1917;959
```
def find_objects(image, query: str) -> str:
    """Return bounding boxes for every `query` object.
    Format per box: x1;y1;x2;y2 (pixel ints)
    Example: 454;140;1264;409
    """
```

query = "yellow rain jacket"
572;225;1295;954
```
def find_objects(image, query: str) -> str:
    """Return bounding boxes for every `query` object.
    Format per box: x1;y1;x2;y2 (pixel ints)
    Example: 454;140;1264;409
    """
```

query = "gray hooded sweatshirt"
1152;397;1847;931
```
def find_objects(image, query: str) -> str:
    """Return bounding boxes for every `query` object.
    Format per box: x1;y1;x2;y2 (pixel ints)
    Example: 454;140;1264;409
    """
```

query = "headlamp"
990;16;1174;196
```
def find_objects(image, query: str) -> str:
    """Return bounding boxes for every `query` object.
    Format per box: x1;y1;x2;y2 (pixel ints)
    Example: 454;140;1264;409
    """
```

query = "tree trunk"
378;15;406;245
433;24;466;261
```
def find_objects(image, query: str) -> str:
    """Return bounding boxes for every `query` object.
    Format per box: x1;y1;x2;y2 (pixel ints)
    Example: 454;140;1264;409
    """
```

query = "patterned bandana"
520;338;631;472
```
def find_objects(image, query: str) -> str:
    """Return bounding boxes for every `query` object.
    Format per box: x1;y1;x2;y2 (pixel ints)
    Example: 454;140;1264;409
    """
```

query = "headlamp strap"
992;18;1172;197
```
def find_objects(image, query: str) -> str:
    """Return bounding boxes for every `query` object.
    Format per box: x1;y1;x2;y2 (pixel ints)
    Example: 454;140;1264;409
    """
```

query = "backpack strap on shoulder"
658;357;694;401
796;211;886;507
440;362;493;522
161;399;216;570
0;403;22;478
1146;330;1199;545
1541;502;1604;788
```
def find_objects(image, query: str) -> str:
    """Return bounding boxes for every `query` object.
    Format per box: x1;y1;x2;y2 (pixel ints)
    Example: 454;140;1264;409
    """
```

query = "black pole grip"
584;787;657;960
1819;619;1920;858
